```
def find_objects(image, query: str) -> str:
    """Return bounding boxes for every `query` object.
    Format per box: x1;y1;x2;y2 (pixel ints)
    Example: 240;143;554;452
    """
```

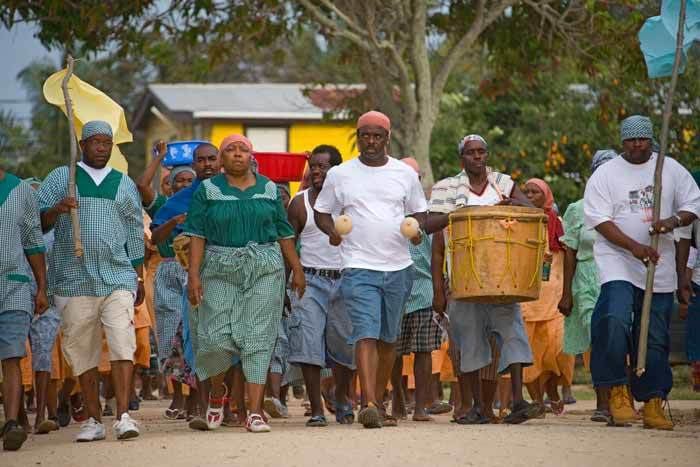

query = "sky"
0;23;60;124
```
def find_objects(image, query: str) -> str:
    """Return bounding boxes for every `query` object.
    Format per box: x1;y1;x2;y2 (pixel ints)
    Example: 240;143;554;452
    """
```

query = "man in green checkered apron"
0;168;48;451
37;120;145;442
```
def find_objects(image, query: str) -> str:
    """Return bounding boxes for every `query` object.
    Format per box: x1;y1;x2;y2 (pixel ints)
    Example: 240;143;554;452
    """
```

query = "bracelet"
137;277;144;283
674;214;683;228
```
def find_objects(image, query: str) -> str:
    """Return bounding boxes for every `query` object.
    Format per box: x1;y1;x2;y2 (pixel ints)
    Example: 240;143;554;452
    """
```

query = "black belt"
303;267;341;279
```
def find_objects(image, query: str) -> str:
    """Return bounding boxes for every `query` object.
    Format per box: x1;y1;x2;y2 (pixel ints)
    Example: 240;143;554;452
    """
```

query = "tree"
296;0;591;184
0;110;32;169
4;1;594;184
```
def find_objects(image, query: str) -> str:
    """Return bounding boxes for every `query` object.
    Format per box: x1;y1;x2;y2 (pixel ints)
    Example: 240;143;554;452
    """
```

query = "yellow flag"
42;69;131;173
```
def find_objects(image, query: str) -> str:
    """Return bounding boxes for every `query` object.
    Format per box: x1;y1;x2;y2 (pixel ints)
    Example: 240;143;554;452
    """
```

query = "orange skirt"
523;316;575;385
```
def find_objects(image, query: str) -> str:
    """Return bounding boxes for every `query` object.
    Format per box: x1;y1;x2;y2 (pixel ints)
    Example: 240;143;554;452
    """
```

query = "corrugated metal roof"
149;83;324;120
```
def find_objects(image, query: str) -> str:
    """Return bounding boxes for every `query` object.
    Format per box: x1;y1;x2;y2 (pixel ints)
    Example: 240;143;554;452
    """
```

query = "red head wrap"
526;178;564;253
357;111;391;132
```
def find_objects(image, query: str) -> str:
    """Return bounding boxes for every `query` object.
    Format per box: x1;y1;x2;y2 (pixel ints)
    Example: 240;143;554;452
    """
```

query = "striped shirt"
37;165;144;297
429;169;514;214
1;172;46;314
405;233;433;314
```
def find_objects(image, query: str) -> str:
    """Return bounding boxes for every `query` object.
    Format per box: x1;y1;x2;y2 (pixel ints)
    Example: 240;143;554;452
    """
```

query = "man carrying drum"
427;134;539;424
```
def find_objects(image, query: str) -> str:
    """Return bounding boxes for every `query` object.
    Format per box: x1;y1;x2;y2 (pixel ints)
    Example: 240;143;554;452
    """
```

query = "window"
245;127;288;152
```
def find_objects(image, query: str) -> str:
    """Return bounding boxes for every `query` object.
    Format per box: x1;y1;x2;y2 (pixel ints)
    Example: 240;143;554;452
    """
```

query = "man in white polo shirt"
314;111;427;428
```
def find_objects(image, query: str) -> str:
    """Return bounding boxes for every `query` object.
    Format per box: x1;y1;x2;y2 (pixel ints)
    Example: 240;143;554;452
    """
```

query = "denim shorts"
29;306;61;372
288;272;355;369
0;309;32;361
340;266;414;345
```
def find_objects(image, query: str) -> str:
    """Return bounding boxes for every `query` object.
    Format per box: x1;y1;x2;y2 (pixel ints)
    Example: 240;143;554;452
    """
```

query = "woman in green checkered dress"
184;134;305;432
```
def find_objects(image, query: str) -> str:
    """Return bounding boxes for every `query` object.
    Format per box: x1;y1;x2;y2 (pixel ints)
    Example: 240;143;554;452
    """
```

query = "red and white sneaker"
246;413;271;433
206;384;229;430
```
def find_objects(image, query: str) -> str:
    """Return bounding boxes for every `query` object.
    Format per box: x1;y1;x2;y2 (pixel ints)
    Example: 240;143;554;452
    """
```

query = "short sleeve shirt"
314;157;428;272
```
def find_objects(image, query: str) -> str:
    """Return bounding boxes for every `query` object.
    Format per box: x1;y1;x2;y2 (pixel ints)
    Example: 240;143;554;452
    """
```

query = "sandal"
306;415;328;427
357;402;382;429
550;400;565;416
412;413;433;422
72;404;87;423
206;383;229;430
164;408;181;420
246;413;271;433
57;400;71;427
335;403;355;425
35;418;59;434
427;401;453;415
382;414;398;427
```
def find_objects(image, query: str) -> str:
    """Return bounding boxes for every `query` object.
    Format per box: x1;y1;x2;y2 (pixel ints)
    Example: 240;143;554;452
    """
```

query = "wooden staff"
60;55;84;258
636;0;687;377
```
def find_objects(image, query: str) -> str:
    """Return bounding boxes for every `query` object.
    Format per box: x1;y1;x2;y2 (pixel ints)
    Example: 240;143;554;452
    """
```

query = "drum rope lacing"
447;214;546;291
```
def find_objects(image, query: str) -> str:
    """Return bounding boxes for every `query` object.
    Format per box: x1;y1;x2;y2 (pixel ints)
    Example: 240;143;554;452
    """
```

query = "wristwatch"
137;277;144;284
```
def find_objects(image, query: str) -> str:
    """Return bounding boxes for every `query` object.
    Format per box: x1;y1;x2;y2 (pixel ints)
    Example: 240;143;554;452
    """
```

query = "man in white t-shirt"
584;115;700;430
314;111;427;429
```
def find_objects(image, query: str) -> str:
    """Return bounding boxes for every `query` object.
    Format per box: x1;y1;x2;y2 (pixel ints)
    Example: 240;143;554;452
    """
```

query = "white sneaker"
76;417;106;442
113;413;140;440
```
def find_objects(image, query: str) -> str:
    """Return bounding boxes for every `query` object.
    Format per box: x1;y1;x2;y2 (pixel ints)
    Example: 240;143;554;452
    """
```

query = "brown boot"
642;398;673;431
609;385;635;426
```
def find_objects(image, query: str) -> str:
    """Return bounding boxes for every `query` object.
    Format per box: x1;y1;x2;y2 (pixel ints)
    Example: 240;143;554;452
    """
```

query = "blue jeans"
687;282;700;362
591;280;673;401
288;272;355;369
340;267;414;344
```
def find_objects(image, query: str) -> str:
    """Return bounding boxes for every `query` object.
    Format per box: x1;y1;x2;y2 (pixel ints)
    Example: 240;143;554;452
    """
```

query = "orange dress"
520;251;575;385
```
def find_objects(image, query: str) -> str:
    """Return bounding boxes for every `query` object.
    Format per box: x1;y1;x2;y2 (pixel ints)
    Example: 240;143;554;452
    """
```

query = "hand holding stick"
60;55;84;258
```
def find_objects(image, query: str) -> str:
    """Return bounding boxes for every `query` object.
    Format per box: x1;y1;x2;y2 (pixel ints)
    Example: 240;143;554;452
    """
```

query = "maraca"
335;215;353;235
400;217;420;239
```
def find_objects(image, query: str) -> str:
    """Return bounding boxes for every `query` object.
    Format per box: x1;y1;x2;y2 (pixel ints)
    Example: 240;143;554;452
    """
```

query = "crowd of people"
1;111;699;452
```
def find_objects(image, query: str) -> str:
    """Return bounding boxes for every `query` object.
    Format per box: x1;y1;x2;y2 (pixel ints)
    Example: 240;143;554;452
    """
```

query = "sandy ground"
3;398;700;467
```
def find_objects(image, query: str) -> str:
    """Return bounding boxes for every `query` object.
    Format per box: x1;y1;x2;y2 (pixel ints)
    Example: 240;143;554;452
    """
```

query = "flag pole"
60;55;84;258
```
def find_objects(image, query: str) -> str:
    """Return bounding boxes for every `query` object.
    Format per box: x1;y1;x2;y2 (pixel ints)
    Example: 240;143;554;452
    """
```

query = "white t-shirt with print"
584;154;700;292
314;156;428;272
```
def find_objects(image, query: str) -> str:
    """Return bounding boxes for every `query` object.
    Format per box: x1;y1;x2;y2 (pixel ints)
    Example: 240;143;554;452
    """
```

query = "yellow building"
133;83;359;193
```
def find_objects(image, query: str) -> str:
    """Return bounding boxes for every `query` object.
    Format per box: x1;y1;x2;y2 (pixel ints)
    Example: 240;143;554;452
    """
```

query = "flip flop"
306;415;328;427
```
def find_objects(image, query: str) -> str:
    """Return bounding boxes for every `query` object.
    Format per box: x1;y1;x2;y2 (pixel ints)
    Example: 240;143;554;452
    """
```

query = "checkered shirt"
405;234;433;314
0;174;46;313
37;166;144;297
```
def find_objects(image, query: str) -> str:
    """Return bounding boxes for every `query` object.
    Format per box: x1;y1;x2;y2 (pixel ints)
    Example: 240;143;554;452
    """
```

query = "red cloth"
526;178;564;253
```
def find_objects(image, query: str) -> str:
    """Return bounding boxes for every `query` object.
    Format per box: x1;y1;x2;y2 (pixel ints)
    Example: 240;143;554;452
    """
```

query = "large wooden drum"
447;206;548;304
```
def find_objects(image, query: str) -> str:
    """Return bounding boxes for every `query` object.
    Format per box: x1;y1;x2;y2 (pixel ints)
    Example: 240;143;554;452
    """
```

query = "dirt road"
3;399;699;467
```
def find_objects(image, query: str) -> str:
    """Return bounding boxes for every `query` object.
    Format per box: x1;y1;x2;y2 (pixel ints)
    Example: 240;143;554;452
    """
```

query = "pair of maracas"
334;215;421;239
